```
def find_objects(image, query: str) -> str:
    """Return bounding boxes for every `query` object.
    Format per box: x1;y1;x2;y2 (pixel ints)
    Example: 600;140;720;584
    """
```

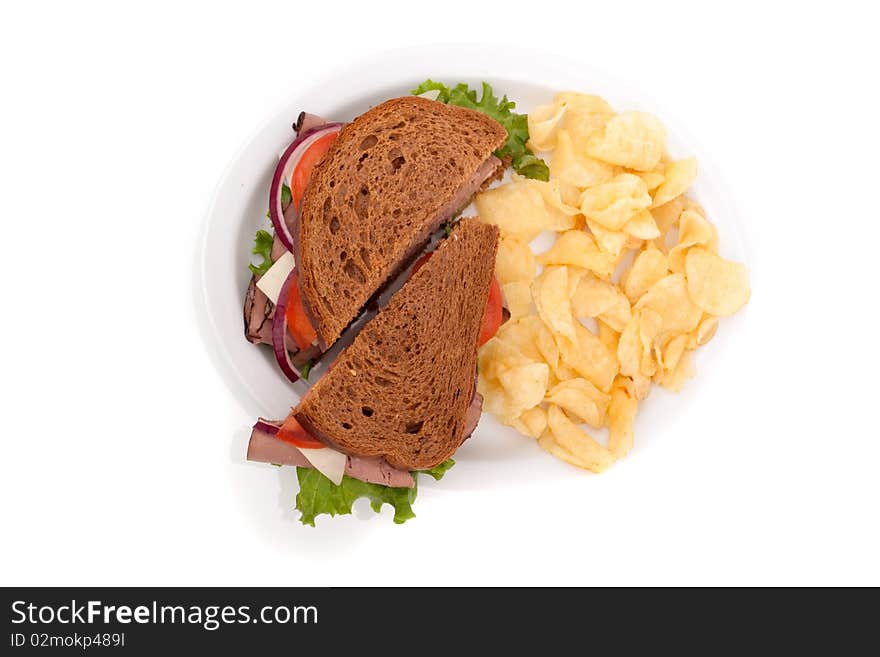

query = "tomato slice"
478;276;503;347
284;273;318;351
291;132;339;209
276;416;325;449
410;252;432;276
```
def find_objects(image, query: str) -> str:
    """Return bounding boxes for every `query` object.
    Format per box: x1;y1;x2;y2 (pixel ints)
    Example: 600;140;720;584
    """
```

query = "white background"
2;1;878;586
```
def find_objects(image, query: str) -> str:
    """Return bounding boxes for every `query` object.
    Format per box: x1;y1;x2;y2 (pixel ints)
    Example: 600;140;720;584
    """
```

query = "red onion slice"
271;268;301;382
269;122;344;251
253;419;280;435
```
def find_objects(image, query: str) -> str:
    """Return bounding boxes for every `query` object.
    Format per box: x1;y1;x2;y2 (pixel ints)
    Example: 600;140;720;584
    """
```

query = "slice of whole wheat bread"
294;95;506;350
293;218;499;471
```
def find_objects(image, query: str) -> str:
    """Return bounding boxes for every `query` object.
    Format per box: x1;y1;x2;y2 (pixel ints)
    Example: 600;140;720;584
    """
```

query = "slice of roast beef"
247;420;415;488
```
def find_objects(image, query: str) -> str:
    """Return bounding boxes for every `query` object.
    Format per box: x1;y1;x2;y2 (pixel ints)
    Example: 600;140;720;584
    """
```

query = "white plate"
197;45;749;491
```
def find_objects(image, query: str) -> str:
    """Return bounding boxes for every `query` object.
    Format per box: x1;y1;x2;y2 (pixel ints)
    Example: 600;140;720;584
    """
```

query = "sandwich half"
294;96;506;351
247;218;499;521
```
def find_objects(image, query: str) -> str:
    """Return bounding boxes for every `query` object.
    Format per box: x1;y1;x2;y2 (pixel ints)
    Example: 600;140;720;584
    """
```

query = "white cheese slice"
295;445;347;485
255;251;295;304
417;89;441;101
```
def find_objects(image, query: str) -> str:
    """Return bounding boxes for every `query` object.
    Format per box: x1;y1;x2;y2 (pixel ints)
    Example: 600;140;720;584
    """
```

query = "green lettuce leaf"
281;182;292;207
418;459;455;481
295;468;417;526
411;80;549;181
248;229;274;276
294;459;456;525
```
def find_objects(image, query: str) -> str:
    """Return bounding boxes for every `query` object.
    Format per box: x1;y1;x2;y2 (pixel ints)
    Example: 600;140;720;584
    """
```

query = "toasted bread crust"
294;219;499;470
296;96;506;349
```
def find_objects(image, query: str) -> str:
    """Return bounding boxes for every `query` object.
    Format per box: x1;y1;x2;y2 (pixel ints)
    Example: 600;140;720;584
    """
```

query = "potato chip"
497;362;550;418
508;405;548;439
685;247;751;316
493;316;546;363
475;178;575;241
551;130;617;189
607;382;638;458
496;236;536;285
585;111;667;171
478;335;527;381
654;350;695;391
586;219;629;256
537;230;617;279
531;177;581;217
546;405;615;473
537;432;596;471
579;173;652;230
624;209;661;240
558;93;616;149
617;308;661;378
527;102;566;151
687;315;719;349
545;378;610;427
502;281;532;320
636;171;665;191
623;371;652;401
668;210;718;273
597;320;620;354
635;273;702;334
655;333;688;374
532;266;576;342
651;157;698;208
556;321;618;392
570;273;632;332
651;196;685;236
622;246;669;303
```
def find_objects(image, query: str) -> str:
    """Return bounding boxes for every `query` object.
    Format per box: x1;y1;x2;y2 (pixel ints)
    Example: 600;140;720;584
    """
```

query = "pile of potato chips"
474;92;750;473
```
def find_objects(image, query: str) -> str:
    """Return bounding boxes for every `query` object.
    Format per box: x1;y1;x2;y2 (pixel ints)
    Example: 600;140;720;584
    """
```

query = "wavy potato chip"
497;362;550;418
559;93;616;149
579;173;652;230
570;273;632;332
493;315;546;363
538;230;617;279
668;209;718;273
687;315;719;348
651;196;686;237
533;266;577;341
623;246;669;303
624;209;661;240
475;178;576;241
546;405;615;473
586;219;629;257
545;377;610;427
635;273;702;334
502;281;532;320
685;247;751;316
496;236;536;285
608;381;638;458
651;157;698;208
654;349;695;391
556;321;618;392
527;102;566;151
597;320;620;354
551;129;618;189
585;111;667;171
617;308;661;378
636;170;665;191
654;333;688;374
